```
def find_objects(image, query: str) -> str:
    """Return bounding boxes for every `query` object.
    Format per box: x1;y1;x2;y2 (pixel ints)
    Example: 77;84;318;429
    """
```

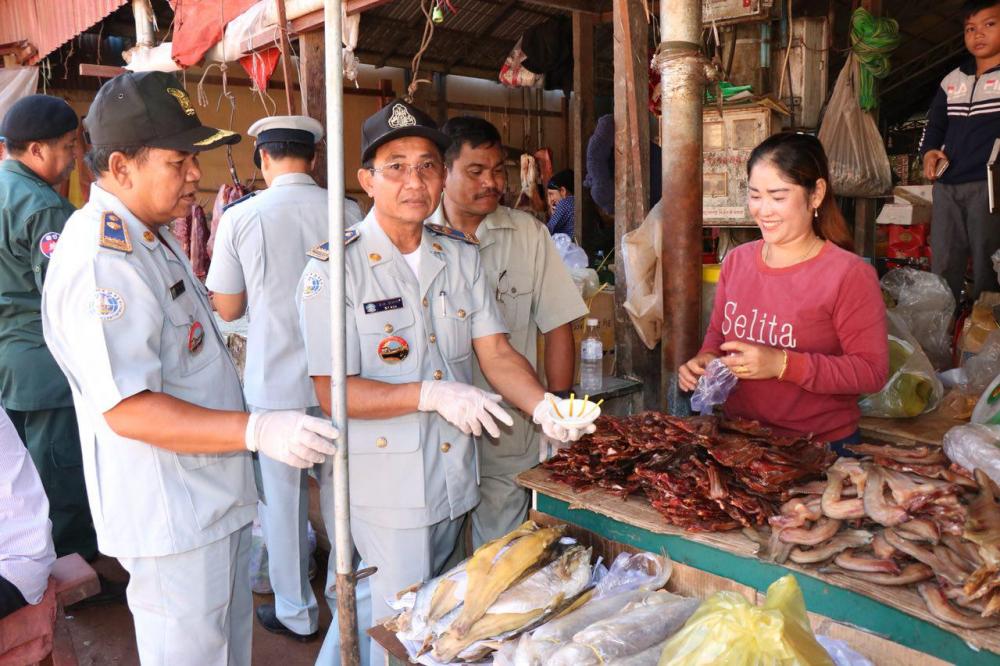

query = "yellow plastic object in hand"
657;575;833;666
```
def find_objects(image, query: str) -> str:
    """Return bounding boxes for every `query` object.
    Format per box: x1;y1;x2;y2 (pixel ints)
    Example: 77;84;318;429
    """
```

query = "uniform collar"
270;172;317;188
428;202;516;249
88;183;163;251
361;210;445;297
0;159;50;187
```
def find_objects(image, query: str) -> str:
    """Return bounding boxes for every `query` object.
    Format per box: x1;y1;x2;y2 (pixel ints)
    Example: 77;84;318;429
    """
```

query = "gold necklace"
764;236;820;266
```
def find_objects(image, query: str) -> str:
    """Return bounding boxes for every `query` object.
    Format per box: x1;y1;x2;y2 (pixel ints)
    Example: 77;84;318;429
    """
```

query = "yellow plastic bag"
658;575;833;666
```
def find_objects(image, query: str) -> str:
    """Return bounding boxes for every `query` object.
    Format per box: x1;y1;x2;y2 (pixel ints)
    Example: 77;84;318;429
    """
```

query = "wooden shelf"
859;412;967;448
518;466;1000;663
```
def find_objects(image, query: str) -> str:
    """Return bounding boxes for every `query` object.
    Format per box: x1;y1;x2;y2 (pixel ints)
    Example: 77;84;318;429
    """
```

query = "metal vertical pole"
657;0;708;414
132;0;155;48
324;1;360;664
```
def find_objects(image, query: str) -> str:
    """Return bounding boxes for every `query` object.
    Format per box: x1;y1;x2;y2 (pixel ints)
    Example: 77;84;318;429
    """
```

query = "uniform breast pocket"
356;306;418;377
497;275;533;332
163;297;220;377
432;293;478;361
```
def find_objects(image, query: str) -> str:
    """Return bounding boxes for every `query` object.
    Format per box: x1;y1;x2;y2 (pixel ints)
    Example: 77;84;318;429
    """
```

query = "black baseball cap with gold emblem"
84;71;240;152
360;99;450;164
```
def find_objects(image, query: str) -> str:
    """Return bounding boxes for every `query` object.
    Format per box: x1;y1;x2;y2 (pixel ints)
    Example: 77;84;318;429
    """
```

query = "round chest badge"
188;321;205;354
39;232;60;258
377;336;409;364
91;288;125;321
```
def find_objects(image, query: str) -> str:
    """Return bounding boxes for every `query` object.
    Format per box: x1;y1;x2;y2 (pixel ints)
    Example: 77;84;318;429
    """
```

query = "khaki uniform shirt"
297;211;508;529
42;185;257;558
428;204;588;475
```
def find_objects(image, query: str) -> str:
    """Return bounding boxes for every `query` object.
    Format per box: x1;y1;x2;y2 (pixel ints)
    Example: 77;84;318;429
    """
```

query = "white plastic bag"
817;53;892;197
880;268;955;370
552;233;589;269
859;311;944;417
942;423;1000;487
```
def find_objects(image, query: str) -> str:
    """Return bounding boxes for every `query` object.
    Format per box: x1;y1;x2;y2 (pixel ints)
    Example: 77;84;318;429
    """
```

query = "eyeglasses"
495;269;510;305
369;160;443;182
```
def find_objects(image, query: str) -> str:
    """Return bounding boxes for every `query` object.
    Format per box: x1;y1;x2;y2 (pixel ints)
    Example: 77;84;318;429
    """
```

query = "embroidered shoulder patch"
426;223;479;245
99;212;132;253
39;231;60;258
302;272;324;299
91;288;125;321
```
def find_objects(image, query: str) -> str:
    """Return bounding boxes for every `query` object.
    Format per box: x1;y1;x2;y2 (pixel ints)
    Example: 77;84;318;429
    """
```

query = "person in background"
920;0;1000;303
208;115;364;645
42;71;338;665
0;405;56;620
545;169;575;237
585;114;662;216
431;116;587;547
0;95;100;566
297;99;592;665
679;133;888;457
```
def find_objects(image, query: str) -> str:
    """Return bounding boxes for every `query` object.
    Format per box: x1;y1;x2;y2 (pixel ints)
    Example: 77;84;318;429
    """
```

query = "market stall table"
859;412;967;447
518;466;1000;665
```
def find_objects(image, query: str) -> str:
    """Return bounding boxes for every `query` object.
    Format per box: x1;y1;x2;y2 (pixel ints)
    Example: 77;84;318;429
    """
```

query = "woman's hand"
678;352;719;391
719;341;785;380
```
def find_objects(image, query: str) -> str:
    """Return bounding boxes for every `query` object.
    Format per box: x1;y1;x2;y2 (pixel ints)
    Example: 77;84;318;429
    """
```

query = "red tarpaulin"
170;0;259;68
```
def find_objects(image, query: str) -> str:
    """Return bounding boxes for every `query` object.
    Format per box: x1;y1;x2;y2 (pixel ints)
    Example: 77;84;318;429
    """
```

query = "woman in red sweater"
679;133;888;454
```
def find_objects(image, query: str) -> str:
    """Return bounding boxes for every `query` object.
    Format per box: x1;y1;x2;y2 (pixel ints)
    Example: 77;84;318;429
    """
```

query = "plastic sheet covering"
880;268;955;370
943;423;1000;486
621;200;663;350
658;575;834;666
171;0;260;67
817;53;892;197
0;67;38;123
859;311;943;418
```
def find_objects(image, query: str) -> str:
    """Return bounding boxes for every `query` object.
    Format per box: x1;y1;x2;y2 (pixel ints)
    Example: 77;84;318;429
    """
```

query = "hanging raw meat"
514;153;545;217
170;212;192;259
534;147;554;190
208;183;247;258
189;204;211;279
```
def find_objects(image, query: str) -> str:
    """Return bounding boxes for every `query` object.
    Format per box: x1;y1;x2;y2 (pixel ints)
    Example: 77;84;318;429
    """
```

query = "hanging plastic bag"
817;53;892;197
499;37;545;89
658;575;834;666
859;311;943;418
621;200;663;350
880;268;955;370
942;423;1000;486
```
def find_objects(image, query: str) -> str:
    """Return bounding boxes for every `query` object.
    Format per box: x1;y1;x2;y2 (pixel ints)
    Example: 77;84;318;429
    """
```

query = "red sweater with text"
700;240;888;441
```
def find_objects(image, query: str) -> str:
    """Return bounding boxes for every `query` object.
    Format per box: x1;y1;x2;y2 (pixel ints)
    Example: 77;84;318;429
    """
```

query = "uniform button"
511;286;517;294
422;297;429;307
143;230;155;242
429;334;437;343
369;252;382;262
440;442;451;453
375;437;388;448
457;309;466;319
433;370;443;380
383;323;394;334
432;242;443;252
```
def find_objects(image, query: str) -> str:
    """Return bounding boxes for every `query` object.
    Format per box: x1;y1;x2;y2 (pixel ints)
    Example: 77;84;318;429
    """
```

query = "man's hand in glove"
532;393;596;442
418;380;513;437
245;411;338;468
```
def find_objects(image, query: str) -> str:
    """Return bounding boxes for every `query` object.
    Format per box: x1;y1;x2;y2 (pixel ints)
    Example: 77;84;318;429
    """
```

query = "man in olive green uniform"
430;116;588;546
0;95;97;560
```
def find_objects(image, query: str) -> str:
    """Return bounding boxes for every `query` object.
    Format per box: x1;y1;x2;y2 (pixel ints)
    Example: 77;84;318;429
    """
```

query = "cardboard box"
877;202;931;226
959;291;1000;356
537;288;616;385
893;185;933;205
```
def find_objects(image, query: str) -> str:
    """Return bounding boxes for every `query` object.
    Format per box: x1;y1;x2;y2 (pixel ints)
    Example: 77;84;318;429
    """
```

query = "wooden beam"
243;0;394;53
299;31;328;187
446;100;562;118
572;12;604;260
355;50;501;81
612;0;657;406
522;0;604;14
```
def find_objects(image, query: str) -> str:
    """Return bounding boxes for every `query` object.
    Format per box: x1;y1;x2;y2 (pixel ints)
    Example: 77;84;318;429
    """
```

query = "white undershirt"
402;246;421;278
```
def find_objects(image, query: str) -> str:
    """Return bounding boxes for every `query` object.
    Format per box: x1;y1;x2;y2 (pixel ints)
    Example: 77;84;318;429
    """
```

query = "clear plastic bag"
690;358;738;415
658;575;834;666
859;311;944;417
964;329;1000;394
815;636;873;666
552;233;589;269
942;423;1000;486
880;268;955;370
817;53;892;197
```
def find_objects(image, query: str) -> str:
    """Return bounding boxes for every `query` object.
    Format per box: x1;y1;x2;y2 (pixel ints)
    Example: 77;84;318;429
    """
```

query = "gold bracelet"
777;349;789;381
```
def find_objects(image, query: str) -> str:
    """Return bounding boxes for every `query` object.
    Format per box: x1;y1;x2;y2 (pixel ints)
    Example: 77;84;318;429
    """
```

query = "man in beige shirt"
430;116;588;546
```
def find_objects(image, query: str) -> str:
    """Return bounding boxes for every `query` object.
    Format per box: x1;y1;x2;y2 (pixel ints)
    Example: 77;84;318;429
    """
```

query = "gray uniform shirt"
297;211;507;529
428;205;588;475
41;184;257;558
206;173;363;409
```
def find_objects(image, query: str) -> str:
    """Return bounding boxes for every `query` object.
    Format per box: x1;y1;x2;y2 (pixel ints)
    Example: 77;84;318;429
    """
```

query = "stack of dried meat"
758;442;1000;629
542;413;834;531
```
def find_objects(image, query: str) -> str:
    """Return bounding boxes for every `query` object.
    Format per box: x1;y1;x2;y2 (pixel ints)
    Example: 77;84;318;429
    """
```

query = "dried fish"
863;465;909;527
837;562;933;586
822;463;865;520
833;550;900;574
918;583;1000;629
779;517;843;546
789;530;873;564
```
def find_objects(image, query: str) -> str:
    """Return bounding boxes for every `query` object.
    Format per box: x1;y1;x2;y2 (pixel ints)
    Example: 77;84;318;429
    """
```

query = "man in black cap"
0;94;99;564
41;72;339;665
297;99;591;664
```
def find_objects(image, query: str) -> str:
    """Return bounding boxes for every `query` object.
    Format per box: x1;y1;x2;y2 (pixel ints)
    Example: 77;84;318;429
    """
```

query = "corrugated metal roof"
0;0;129;62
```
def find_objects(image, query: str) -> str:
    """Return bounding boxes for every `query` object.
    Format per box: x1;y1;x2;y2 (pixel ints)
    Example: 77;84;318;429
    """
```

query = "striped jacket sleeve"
919;86;948;156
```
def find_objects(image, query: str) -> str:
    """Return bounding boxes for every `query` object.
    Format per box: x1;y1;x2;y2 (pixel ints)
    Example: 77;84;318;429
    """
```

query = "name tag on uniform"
363;297;403;314
170;280;186;300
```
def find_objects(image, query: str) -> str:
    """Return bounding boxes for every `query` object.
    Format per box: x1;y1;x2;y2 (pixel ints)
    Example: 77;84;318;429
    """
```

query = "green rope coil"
850;7;901;111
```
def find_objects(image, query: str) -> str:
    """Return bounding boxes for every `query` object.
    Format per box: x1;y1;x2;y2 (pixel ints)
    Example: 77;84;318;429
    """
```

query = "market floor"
65;553;331;665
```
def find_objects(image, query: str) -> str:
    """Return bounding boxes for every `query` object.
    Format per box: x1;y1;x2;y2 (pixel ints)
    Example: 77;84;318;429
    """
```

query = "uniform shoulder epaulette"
426;223;479;245
307;241;330;261
222;191;257;212
99;211;132;253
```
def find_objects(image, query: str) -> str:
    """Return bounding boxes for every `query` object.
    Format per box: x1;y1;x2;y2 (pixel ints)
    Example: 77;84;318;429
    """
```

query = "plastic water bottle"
580;318;603;392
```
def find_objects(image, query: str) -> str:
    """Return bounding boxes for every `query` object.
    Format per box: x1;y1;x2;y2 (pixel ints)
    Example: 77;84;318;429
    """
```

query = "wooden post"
433;72;448;126
275;0;297;114
299;30;327;186
571;12;597;250
612;0;660;408
854;0;882;261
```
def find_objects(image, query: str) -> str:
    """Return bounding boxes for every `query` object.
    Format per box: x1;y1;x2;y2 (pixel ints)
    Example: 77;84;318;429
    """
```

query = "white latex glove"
245;411;338;468
532;393;597;443
418;380;513;437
